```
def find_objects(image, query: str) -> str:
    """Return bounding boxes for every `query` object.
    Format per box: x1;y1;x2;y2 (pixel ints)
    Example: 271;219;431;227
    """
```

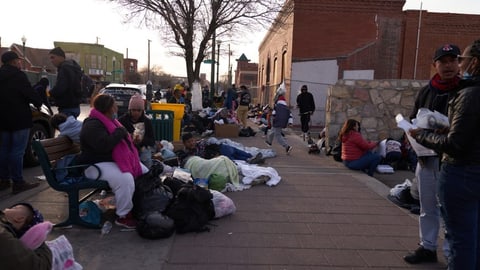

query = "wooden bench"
32;136;109;229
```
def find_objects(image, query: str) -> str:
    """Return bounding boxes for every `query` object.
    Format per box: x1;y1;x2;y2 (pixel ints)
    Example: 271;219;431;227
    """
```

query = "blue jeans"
343;151;381;176
0;128;30;182
220;144;252;161
58;107;80;119
438;163;480;270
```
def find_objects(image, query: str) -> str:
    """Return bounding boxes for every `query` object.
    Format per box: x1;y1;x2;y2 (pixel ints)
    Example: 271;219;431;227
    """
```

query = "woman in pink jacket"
339;119;381;176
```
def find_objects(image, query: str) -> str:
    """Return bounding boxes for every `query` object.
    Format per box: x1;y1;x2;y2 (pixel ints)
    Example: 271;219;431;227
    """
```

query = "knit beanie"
49;47;65;58
128;94;145;110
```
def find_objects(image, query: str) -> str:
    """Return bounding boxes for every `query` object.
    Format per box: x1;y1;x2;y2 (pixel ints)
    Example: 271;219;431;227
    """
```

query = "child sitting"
50;113;82;144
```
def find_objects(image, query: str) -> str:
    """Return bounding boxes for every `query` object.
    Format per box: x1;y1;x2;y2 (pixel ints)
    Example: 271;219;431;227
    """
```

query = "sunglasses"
457;55;473;63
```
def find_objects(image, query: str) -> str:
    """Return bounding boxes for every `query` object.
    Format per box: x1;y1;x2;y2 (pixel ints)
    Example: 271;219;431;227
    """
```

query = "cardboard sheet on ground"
395;114;437;157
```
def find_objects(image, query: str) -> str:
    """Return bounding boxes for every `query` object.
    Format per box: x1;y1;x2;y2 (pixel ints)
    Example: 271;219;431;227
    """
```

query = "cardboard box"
215;123;239;138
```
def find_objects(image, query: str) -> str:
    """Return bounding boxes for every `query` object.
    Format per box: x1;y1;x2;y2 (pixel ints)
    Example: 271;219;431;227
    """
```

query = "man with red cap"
404;44;461;264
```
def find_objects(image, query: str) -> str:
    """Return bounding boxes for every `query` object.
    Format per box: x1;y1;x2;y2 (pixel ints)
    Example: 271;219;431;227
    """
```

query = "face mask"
462;58;474;79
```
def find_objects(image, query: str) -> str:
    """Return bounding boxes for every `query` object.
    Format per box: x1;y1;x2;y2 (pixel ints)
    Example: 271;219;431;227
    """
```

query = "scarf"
430;73;460;91
89;109;142;178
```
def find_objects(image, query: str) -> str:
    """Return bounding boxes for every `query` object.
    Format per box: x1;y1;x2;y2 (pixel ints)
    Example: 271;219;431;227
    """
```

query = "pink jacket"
341;131;377;161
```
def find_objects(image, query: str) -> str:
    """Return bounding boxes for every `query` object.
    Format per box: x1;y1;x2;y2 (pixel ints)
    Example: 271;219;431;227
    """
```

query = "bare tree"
107;0;283;88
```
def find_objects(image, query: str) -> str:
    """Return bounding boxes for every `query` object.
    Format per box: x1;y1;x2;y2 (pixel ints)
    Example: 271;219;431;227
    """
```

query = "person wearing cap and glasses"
410;39;480;270
404;44;462;265
296;85;315;141
0;51;42;194
48;47;83;119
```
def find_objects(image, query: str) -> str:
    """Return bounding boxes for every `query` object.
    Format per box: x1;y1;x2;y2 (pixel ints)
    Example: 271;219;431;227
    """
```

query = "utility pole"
147;39;151;82
216;41;221;95
210;31;216;99
228;44;232;86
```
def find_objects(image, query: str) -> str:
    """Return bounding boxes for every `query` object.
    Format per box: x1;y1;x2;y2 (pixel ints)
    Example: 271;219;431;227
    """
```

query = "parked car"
98;83;146;116
25;103;55;167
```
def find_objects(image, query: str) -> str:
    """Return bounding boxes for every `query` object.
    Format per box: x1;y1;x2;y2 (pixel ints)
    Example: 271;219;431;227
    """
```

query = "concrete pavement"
1;128;445;270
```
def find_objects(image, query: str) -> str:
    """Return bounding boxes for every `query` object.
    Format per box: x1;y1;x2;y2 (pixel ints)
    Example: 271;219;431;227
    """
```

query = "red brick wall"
401;11;480;79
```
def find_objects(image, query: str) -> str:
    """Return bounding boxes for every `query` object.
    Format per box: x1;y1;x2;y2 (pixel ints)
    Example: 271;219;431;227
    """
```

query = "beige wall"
325;79;428;147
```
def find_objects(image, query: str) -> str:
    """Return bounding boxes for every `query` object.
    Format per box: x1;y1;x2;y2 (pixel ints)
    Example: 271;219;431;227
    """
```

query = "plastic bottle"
101;221;112;236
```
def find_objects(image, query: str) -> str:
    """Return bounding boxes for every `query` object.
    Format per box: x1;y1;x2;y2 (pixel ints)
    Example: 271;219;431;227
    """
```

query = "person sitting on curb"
181;132;264;164
339;119;382;177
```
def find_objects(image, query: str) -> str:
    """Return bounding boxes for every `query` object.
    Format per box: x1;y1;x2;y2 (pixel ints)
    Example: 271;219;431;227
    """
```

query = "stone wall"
325;79;428;147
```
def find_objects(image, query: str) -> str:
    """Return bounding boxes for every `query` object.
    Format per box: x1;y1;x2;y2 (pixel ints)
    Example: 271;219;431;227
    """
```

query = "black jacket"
409;80;456;120
0;64;42;131
118;112;155;148
296;91;315;114
76;117;127;164
415;77;480;165
49;59;82;109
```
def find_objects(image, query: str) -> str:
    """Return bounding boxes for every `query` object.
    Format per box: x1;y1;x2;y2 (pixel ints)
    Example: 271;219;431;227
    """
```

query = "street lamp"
112;56;116;83
21;35;26;70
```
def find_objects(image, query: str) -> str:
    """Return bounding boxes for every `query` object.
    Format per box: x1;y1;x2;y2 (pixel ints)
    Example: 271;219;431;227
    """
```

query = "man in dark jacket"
404;44;461;264
0;51;42;194
49;47;82;118
296;85;315;140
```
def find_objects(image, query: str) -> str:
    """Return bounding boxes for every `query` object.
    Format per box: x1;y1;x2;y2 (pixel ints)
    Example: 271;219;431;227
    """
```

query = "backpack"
165;182;215;234
132;164;175;239
327;140;342;162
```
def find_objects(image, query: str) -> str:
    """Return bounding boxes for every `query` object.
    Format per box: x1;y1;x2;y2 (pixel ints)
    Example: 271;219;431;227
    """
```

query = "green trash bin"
145;110;174;141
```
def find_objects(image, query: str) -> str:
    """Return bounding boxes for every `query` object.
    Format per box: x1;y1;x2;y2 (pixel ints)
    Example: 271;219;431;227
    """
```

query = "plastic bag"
46;235;83;270
210;190;236;218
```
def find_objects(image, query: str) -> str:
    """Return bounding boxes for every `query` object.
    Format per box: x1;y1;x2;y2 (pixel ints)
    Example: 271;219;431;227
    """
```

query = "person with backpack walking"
265;95;293;155
48;47;82;119
296;85;315;141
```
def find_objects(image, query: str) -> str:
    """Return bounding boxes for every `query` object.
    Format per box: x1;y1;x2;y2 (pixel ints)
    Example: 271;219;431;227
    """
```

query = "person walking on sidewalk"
265;95;293;155
296;84;315;141
0;51;42;194
48;47;82;119
404;44;461;264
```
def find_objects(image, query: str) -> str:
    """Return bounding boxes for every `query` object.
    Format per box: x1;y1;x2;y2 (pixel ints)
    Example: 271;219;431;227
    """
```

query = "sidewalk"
1;128;444;270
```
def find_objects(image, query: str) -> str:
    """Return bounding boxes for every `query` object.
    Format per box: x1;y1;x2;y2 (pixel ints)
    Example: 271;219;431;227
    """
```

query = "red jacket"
341;131;377;161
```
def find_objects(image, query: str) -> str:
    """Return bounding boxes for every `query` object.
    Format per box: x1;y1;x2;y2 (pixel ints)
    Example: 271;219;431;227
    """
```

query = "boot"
12;181;40;195
0;180;11;191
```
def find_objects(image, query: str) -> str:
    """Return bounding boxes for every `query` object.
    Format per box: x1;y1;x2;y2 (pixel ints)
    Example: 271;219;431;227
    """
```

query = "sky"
1;0;480;79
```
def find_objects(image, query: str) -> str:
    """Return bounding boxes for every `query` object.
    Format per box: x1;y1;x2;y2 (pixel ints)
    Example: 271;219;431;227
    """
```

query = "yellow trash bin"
150;103;185;141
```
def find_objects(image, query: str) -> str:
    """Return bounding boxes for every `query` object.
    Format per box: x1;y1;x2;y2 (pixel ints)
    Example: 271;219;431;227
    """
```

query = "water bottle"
101;221;112;236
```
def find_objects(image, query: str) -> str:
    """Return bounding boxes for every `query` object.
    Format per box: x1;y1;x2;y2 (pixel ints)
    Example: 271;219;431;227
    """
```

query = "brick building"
258;0;480;127
235;53;259;104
